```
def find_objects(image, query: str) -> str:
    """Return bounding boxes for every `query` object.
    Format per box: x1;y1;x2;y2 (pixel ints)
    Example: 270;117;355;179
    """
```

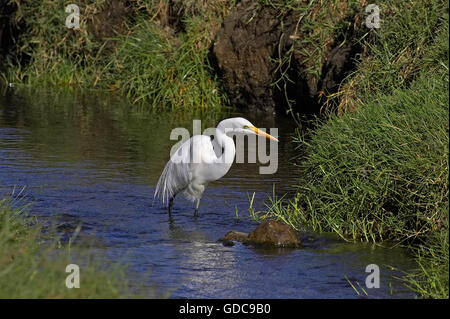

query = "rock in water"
247;220;301;248
219;230;249;243
218;231;248;246
218;221;301;248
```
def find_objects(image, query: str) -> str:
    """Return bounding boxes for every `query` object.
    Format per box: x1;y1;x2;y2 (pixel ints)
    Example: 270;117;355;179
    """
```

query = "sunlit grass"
254;0;449;298
108;19;227;113
0;195;150;298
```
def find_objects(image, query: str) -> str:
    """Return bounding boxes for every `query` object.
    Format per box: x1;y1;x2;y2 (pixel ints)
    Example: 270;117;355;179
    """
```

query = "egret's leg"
168;197;174;221
194;199;200;217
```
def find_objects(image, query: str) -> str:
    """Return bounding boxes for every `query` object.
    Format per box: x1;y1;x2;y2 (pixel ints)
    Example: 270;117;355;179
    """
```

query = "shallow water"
0;89;417;298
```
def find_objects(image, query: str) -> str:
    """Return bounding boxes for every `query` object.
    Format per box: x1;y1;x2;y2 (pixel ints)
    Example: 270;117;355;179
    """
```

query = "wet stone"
218;231;249;244
219;221;301;248
248;220;301;248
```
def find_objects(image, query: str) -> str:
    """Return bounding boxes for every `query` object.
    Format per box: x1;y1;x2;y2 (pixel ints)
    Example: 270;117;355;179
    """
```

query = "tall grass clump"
330;0;449;113
293;73;448;242
403;229;449;298
0;196;140;298
109;19;227;112
4;0;115;87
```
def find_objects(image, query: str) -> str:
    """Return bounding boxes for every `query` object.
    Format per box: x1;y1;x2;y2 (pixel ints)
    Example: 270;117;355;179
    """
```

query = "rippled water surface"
0;89;417;298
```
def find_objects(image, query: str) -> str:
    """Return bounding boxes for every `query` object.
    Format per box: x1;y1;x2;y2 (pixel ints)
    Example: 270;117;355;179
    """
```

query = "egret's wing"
154;138;192;204
154;135;215;204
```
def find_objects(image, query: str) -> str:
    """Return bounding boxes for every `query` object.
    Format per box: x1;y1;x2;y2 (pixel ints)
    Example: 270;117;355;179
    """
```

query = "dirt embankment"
211;0;364;115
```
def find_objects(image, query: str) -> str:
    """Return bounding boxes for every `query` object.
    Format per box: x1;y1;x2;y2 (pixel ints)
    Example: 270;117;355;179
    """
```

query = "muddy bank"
211;0;364;114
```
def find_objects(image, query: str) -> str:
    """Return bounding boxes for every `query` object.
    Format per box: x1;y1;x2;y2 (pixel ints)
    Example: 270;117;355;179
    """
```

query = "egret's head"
219;117;279;142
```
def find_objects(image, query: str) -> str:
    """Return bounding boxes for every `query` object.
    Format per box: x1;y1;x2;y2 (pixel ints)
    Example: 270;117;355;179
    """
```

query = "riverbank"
259;0;449;298
1;0;234;113
0;196;143;298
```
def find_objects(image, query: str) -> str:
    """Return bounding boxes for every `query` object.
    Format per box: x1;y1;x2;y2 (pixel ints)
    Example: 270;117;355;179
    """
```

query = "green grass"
291;73;448;242
328;0;449;113
3;0;109;87
2;0;233;112
256;0;449;298
107;18;227;113
0;195;143;298
2;0;448;298
402;229;449;298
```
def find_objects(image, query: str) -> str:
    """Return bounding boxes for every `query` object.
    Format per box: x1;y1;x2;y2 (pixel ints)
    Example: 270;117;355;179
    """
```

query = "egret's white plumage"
154;117;278;219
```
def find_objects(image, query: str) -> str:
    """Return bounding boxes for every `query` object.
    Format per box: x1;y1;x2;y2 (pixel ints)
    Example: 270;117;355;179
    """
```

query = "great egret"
155;117;278;220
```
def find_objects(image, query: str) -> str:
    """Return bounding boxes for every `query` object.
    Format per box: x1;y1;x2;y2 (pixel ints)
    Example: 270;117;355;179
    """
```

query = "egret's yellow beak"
248;126;279;142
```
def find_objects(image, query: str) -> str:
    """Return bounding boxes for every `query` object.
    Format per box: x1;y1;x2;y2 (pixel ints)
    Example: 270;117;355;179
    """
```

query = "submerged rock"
219;220;301;248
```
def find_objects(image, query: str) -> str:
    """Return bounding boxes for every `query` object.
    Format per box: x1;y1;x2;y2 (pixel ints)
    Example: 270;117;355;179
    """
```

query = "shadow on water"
0;88;417;298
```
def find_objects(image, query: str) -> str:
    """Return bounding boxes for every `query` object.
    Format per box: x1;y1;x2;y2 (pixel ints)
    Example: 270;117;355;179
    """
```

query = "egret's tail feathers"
154;159;190;205
154;162;172;204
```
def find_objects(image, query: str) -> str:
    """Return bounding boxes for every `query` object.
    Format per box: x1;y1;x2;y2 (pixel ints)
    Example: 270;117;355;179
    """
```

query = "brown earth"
211;0;363;114
89;0;131;42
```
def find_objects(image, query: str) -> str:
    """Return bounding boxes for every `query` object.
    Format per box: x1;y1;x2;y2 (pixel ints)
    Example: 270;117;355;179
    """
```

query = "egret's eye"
243;125;249;129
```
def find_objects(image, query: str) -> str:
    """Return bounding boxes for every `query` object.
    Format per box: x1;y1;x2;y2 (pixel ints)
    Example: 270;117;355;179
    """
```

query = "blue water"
0;89;417;298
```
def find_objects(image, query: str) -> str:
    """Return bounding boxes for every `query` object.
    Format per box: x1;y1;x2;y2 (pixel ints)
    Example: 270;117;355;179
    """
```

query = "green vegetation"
1;0;448;298
0;196;140;298
330;0;450;113
257;0;449;298
403;229;449;298
290;74;448;243
2;0;234;112
110;19;225;111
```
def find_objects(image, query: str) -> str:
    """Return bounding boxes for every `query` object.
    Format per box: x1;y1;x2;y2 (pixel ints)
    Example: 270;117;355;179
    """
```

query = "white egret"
154;117;278;220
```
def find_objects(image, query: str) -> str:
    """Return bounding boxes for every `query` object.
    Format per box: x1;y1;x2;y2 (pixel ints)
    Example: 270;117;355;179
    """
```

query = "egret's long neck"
214;125;235;166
